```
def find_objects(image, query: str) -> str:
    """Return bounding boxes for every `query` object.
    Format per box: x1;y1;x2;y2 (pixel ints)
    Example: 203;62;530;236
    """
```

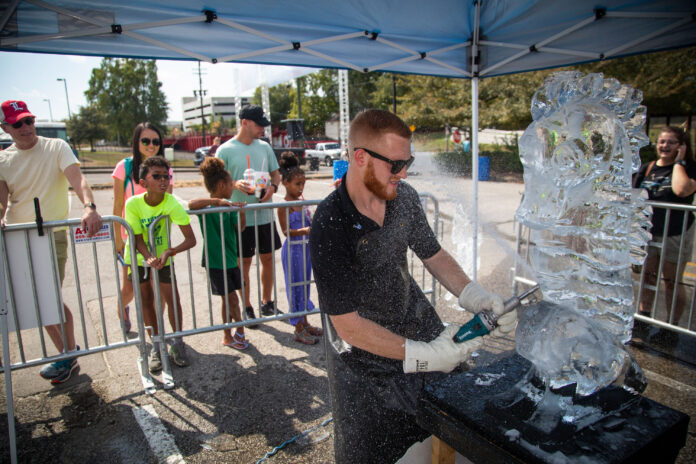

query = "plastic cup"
243;168;255;195
333;160;349;181
254;171;269;198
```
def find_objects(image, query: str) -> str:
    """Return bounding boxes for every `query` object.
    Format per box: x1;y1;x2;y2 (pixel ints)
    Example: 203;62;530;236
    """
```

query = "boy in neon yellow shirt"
125;156;196;372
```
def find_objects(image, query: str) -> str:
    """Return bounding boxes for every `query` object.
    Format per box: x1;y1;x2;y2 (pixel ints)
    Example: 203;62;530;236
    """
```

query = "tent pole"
472;76;479;282
471;0;481;282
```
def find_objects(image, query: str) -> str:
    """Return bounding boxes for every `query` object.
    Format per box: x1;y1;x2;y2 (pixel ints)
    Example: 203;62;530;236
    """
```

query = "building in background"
182;96;252;131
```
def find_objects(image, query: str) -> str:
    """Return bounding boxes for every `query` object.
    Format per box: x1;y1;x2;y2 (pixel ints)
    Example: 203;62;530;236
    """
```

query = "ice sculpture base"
418;354;689;464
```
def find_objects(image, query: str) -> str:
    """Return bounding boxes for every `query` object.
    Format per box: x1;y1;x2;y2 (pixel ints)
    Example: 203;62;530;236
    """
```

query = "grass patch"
77;150;193;167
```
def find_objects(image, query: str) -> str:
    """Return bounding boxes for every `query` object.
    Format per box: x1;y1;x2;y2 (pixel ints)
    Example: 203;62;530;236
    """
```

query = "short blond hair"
348;109;411;159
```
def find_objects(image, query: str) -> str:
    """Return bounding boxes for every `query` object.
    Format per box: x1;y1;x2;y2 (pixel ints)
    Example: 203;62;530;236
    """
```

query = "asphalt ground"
1;152;695;463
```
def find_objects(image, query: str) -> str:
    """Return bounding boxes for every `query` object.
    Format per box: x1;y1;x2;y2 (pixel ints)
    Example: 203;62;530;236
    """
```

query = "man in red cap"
0;100;102;384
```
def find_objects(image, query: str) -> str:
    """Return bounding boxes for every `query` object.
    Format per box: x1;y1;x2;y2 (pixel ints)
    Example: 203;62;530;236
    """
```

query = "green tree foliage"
85;58;168;142
247;46;695;137
582;47;696;117
66;105;108;151
398;75;470;129
252;82;294;123
288;70;339;136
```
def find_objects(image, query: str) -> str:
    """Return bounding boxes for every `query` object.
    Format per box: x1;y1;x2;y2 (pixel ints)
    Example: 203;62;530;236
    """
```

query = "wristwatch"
271;183;279;192
675;160;687;168
84;202;97;210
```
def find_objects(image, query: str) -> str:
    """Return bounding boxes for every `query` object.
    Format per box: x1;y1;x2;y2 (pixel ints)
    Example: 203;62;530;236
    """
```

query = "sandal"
306;325;323;337
294;327;318;345
223;331;249;350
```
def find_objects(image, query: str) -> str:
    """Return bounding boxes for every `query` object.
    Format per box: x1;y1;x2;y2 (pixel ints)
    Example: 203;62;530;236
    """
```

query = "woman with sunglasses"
111;122;173;334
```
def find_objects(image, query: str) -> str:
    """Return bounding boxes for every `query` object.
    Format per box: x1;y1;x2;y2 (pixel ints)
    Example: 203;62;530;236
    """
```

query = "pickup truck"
305;142;342;166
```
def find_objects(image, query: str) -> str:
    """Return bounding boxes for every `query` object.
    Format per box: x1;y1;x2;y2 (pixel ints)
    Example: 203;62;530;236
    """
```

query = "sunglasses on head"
148;173;171;181
9;117;35;129
140;137;161;146
355;147;415;174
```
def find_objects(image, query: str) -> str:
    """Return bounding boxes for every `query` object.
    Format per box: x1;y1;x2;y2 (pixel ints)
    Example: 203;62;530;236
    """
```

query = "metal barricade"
0;215;151;464
1;194;443;462
511;200;696;339
143;195;442;387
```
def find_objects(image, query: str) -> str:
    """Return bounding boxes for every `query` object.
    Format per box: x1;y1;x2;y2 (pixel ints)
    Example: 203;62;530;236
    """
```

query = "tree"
283;70;339;136
252;82;294;123
85;58;168;143
583;47;696;117
66;105;108;151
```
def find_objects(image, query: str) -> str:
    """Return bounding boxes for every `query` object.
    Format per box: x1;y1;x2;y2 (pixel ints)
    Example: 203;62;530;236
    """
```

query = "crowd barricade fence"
511;200;696;340
1;195;441;462
146;195;441;386
0;215;153;464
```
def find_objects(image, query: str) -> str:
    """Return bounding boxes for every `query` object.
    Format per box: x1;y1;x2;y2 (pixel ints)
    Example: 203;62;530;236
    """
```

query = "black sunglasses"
140;137;161;146
10;117;35;129
355;147;415;174
149;173;171;181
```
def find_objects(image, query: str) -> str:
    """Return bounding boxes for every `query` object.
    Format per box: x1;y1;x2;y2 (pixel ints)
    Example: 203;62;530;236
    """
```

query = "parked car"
194;146;211;166
305;142;341;166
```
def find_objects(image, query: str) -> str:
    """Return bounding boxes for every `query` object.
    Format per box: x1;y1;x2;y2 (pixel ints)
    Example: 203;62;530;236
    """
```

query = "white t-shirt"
0;137;77;223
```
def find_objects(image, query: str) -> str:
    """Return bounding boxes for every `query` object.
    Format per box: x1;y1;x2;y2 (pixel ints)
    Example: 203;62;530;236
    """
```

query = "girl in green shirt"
189;157;249;349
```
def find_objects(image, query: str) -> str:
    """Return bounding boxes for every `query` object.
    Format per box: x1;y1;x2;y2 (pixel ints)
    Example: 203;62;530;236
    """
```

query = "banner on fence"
3;228;63;331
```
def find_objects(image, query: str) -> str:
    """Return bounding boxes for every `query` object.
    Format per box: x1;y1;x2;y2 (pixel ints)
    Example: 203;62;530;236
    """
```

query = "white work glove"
458;282;504;315
403;325;482;374
490;310;518;338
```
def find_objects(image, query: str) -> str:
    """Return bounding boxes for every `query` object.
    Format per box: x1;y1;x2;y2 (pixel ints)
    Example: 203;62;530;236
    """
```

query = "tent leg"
471;76;479;282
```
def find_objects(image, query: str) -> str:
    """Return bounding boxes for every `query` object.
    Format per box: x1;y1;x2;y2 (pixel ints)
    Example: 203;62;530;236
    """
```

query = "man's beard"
363;159;398;201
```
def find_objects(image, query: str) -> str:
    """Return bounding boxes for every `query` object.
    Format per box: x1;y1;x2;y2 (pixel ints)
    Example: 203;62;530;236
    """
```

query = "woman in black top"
633;126;696;325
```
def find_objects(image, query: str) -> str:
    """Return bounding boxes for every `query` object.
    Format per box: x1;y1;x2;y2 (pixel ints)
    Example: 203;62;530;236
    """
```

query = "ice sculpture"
515;71;651;395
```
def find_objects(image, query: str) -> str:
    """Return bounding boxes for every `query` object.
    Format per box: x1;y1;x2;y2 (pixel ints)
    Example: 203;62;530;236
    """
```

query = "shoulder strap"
123;157;135;196
645;160;656;178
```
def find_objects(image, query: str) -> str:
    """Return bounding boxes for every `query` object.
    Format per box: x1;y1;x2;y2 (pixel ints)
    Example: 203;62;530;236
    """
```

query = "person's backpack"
123;156;135;196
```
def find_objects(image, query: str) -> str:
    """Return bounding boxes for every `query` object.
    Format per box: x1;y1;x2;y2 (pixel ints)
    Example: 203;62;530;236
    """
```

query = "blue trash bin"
478;156;490;181
333;160;349;181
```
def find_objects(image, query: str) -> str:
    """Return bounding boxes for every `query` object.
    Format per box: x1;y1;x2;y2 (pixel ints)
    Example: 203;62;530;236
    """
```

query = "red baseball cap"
1;100;35;125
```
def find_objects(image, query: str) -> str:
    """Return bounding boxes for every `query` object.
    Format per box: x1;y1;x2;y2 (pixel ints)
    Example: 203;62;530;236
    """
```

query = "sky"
0;51;319;123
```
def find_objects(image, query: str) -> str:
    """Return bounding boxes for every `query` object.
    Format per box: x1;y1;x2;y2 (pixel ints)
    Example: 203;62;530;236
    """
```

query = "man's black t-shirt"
309;179;443;373
633;161;696;236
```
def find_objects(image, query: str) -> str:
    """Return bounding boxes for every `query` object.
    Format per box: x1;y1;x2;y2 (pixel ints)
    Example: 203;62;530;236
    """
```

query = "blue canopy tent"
1;0;694;279
0;1;694;462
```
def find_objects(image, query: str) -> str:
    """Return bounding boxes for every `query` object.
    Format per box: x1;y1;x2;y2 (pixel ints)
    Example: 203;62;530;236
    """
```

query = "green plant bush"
434;146;523;176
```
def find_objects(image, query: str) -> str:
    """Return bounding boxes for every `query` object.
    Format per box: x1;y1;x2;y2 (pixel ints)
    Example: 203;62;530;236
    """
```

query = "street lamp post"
43;98;53;121
56;78;72;119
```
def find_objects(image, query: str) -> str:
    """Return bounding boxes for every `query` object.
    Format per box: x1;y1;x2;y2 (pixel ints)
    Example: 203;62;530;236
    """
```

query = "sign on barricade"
72;223;111;243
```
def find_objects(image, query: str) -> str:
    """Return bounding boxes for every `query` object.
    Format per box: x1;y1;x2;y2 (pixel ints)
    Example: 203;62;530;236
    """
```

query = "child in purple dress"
278;152;323;344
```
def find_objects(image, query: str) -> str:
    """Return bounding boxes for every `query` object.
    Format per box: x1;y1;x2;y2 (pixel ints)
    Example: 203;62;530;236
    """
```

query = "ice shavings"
474;372;505;386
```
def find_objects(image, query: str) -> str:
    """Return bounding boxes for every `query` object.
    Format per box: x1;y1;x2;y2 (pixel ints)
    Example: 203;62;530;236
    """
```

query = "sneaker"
40;358;79;384
169;343;189;367
39;345;80;382
148;347;162;373
261;301;283;316
245;306;259;328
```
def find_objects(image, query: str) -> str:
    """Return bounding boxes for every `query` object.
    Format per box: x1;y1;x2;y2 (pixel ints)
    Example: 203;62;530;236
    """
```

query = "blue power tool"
453;284;540;343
